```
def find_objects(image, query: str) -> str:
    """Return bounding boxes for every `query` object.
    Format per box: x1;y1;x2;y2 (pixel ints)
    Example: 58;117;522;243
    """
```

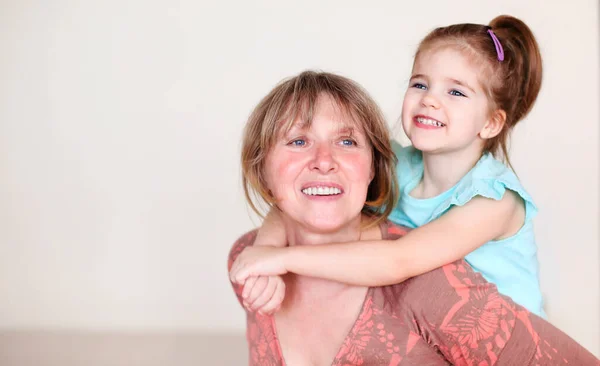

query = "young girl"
230;15;546;318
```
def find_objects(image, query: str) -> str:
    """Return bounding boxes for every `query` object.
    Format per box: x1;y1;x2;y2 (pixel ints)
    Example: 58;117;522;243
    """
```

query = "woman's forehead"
279;98;367;135
286;119;362;134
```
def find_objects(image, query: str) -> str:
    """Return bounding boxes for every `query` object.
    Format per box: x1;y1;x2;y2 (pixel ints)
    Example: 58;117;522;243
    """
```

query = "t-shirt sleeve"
227;230;258;307
391;140;420;186
390;140;422;218
431;155;538;223
398;260;598;365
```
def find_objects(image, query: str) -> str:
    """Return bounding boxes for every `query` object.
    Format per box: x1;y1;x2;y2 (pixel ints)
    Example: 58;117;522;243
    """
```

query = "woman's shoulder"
227;229;258;269
379;220;412;240
376;256;503;320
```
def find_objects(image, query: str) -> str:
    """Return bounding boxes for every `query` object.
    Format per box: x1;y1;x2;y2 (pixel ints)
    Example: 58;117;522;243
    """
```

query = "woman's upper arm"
227;230;258;306
402;261;598;364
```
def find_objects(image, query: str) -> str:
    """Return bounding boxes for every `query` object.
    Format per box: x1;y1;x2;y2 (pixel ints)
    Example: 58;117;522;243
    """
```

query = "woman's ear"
480;109;506;139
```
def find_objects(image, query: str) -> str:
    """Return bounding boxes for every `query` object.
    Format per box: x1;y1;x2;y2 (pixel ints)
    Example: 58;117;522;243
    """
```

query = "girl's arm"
231;191;524;286
239;208;287;314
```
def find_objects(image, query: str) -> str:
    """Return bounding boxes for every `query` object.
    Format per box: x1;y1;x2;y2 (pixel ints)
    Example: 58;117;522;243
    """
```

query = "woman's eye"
449;89;466;97
340;139;356;147
412;83;427;90
288;138;306;147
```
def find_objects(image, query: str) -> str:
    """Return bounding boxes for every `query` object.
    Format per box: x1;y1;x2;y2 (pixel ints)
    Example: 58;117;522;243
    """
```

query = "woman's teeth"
302;187;342;196
417;117;445;127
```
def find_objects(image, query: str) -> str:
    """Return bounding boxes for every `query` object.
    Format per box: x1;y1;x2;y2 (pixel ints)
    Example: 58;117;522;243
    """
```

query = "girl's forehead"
413;48;488;92
415;47;474;70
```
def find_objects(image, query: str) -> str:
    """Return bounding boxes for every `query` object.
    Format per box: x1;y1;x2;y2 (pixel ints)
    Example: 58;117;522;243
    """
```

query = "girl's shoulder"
391;140;421;165
438;153;538;222
391;141;423;186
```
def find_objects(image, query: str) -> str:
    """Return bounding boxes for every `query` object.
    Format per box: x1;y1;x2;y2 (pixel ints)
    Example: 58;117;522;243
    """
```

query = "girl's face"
264;94;374;233
401;48;495;157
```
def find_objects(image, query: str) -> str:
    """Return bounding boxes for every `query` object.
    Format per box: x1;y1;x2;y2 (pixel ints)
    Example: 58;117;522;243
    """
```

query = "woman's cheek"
266;153;306;197
341;153;373;184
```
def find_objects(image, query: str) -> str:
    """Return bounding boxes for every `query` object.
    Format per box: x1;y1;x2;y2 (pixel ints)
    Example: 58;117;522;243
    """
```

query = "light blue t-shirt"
389;141;545;318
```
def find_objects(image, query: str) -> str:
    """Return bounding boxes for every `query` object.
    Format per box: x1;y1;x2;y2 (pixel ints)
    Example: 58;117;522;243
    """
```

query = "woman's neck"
283;216;362;248
413;147;482;199
279;215;366;302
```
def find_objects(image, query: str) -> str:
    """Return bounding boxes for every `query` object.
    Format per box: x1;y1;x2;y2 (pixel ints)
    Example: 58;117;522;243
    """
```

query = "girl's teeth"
302;187;342;196
417;117;445;127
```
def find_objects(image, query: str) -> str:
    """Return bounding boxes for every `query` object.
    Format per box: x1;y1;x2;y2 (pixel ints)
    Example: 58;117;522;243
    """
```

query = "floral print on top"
228;222;598;365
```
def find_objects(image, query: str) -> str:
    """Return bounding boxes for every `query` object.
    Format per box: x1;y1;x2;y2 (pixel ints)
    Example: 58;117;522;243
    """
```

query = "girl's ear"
480;109;506;139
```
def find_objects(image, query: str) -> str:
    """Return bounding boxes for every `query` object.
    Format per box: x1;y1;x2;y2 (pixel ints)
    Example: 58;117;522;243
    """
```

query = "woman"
228;71;597;365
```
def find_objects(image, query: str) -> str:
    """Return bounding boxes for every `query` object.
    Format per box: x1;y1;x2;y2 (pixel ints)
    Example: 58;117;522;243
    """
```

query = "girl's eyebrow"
446;77;476;94
409;73;427;81
410;73;476;94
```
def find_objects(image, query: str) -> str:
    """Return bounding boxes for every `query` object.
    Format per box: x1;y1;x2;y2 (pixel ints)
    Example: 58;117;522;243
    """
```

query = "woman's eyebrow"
283;120;307;133
336;125;355;134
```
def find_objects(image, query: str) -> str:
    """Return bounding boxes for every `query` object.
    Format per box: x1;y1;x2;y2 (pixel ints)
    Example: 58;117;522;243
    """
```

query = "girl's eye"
449;89;466;97
288;138;306;147
412;82;427;90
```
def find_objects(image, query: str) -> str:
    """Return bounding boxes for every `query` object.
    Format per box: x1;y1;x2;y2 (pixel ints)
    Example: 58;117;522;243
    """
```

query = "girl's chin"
410;139;443;153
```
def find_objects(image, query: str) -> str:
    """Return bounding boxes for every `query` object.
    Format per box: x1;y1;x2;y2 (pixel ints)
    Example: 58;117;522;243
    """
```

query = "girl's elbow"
386;263;412;285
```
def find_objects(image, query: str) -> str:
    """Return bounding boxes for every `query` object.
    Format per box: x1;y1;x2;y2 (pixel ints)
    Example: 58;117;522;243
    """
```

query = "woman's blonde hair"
241;70;398;227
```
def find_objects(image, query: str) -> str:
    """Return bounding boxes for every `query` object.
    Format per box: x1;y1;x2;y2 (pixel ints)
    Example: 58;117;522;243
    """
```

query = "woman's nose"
421;92;441;109
309;143;338;173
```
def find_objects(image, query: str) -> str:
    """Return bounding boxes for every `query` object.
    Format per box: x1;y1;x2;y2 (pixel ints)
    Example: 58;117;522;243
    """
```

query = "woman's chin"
299;214;360;234
305;221;345;233
279;206;364;234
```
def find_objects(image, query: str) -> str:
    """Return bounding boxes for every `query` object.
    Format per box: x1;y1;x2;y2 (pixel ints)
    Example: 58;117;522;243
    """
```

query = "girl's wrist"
282;245;300;273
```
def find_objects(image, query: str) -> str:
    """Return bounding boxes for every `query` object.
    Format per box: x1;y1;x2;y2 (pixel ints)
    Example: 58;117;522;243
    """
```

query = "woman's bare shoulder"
227;230;258;269
379;220;412;240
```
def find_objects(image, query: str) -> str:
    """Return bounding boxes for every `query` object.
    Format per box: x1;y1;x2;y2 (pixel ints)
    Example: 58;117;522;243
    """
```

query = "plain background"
1;0;599;360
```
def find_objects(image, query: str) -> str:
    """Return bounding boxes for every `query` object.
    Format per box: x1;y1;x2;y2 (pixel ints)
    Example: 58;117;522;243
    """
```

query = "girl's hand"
242;275;286;315
229;246;288;285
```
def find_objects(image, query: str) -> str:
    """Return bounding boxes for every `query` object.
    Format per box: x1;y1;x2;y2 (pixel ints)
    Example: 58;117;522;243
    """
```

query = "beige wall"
0;331;247;365
1;0;598;360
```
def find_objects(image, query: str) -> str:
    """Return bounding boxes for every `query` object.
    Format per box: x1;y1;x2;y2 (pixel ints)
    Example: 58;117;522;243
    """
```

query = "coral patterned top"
228;221;598;365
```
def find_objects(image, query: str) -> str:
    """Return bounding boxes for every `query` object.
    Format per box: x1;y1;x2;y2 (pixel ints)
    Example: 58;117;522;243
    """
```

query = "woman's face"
264;95;374;233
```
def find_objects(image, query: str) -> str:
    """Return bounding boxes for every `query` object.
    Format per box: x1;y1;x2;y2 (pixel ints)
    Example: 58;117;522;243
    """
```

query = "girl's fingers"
245;276;268;308
242;276;258;300
258;279;286;314
249;276;277;310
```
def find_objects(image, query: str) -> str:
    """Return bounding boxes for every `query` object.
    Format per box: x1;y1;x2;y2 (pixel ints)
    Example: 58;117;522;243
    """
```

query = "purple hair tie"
487;29;504;61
